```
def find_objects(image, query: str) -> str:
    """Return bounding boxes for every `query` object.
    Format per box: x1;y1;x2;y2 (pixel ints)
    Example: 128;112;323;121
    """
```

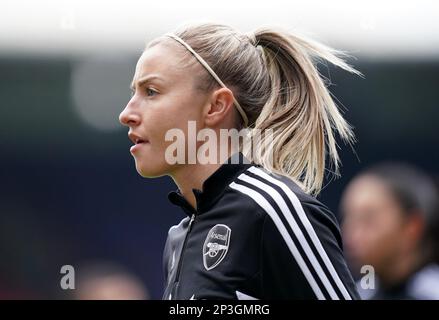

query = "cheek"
140;103;177;143
355;218;402;264
148;94;202;134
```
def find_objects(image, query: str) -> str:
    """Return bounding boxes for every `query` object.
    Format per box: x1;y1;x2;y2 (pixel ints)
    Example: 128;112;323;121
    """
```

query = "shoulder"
227;165;358;299
228;165;319;207
226;165;341;242
407;263;439;300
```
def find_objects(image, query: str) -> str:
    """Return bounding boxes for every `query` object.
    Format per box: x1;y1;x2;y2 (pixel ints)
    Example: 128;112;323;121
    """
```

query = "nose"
119;100;141;127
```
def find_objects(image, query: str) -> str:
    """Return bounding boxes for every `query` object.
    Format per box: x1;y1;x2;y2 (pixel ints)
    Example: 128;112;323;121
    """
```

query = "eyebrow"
130;75;165;91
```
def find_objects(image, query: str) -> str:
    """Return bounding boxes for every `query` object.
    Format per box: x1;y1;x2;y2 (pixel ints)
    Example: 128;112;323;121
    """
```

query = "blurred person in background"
74;262;149;300
341;163;439;299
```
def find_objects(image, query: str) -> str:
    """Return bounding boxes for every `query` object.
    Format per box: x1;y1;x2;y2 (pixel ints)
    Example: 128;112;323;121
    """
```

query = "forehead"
133;42;189;83
343;175;397;210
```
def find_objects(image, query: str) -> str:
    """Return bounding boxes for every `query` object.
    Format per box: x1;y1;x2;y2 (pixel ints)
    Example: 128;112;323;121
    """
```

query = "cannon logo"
203;224;231;271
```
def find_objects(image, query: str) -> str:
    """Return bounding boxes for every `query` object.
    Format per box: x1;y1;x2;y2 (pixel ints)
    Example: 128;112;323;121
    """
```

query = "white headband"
165;33;249;127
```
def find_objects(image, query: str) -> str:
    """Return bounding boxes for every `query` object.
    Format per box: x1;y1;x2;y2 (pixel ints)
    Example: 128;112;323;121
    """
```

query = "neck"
169;148;235;210
379;249;424;288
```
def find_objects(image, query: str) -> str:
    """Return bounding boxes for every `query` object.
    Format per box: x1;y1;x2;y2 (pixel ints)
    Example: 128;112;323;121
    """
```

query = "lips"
128;132;149;154
135;138;146;144
128;132;149;145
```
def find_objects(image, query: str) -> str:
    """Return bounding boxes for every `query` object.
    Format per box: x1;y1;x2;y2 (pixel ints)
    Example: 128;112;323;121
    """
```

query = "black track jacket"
163;153;360;300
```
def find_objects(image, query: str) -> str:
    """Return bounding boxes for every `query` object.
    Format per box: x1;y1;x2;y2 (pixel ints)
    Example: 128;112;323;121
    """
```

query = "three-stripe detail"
229;166;352;300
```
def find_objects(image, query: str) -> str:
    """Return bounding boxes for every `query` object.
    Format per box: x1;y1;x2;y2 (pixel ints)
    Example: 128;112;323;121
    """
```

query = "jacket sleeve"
259;202;360;300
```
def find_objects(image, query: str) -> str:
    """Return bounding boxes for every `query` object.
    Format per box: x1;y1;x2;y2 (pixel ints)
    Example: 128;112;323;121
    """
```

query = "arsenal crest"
203;224;231;270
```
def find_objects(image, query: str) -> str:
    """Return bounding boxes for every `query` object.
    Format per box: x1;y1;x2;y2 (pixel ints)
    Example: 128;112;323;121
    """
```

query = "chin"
135;160;167;178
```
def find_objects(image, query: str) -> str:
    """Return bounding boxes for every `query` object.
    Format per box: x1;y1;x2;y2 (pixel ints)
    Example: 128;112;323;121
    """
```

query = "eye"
146;88;158;97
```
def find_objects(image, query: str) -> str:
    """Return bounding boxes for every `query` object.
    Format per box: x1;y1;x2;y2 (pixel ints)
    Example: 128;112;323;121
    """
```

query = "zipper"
173;213;196;290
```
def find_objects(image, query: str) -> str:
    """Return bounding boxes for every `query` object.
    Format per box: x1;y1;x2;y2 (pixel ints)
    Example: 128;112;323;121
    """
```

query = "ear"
204;87;236;127
404;211;425;248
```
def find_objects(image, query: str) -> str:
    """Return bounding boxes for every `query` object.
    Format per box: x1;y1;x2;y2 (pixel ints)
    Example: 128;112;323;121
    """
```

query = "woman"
119;22;360;300
341;163;439;299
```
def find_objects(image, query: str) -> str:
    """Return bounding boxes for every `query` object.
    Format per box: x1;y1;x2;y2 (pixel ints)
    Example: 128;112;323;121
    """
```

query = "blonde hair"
150;22;362;195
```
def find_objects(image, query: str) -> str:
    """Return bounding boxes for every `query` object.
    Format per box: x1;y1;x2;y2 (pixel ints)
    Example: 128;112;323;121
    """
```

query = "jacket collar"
167;152;253;216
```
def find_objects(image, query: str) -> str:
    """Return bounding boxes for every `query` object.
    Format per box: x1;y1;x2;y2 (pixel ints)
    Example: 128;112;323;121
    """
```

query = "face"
341;175;408;274
119;42;209;177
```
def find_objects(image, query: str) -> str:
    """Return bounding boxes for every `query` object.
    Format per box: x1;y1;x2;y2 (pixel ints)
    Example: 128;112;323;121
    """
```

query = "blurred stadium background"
1;0;438;299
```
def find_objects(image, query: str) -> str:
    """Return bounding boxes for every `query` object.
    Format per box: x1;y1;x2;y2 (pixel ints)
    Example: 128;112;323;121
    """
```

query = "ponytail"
245;27;362;194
